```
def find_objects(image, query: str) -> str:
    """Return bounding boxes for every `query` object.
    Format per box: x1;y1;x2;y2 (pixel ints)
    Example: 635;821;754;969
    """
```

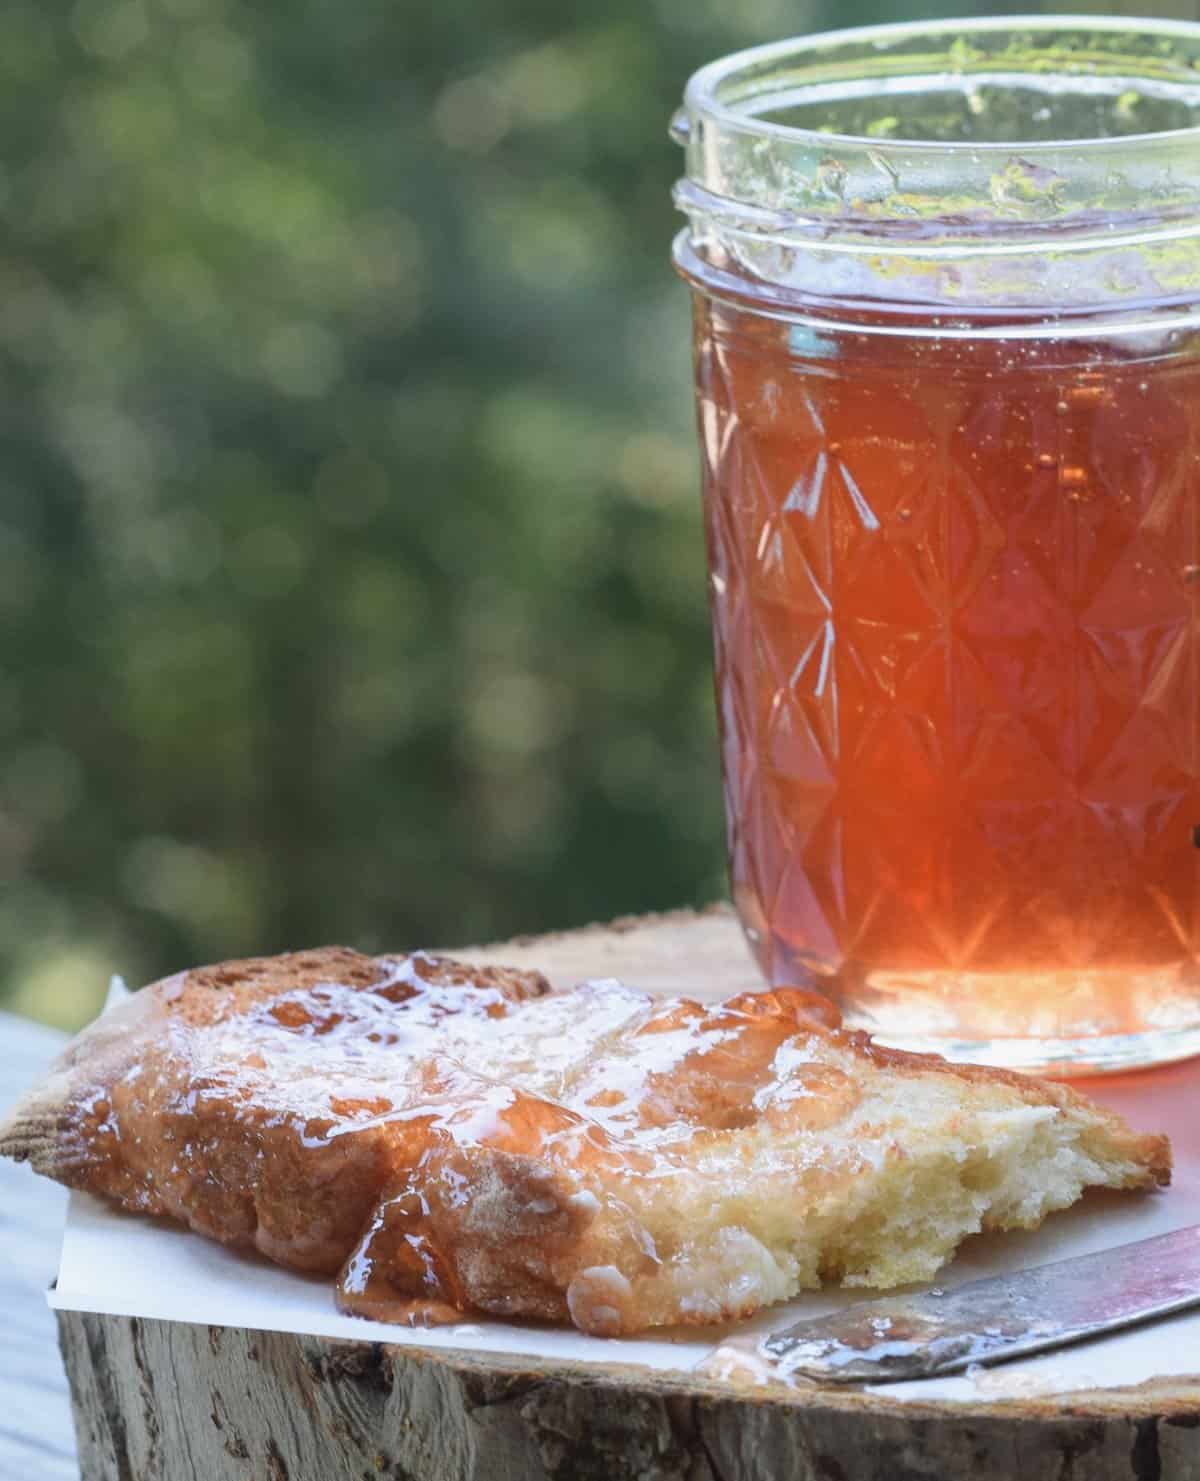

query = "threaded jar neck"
672;17;1200;327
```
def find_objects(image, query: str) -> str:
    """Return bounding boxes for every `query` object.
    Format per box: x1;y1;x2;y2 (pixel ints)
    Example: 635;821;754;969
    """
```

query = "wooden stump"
54;907;1200;1481
55;1312;1200;1481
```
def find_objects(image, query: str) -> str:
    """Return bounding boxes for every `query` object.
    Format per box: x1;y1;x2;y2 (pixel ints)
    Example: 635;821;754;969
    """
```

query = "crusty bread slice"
0;948;1170;1336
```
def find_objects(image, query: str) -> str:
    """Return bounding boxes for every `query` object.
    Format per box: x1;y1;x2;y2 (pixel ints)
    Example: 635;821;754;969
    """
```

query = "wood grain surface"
56;1309;1200;1481
0;1011;76;1480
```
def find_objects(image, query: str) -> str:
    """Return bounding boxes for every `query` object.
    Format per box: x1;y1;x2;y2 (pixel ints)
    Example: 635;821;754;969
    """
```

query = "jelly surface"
73;950;851;1333
695;299;1200;1049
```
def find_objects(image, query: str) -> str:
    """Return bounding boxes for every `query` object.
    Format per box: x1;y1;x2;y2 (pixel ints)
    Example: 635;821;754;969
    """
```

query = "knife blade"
744;1224;1200;1384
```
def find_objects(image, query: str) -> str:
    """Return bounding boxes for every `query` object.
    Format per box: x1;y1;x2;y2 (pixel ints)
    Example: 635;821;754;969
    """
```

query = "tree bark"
57;1311;1200;1481
54;908;1200;1480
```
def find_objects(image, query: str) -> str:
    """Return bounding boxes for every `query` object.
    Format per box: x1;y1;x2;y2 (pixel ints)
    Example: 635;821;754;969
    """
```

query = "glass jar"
672;17;1200;1074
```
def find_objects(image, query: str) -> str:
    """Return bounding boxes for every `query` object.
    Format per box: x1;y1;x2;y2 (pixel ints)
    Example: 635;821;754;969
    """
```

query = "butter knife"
749;1224;1200;1384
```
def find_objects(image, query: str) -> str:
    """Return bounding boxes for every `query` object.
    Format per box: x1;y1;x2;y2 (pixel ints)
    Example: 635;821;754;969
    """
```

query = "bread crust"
0;946;1171;1335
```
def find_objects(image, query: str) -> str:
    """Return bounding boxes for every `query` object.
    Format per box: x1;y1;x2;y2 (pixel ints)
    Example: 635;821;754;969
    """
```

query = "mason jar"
672;17;1200;1074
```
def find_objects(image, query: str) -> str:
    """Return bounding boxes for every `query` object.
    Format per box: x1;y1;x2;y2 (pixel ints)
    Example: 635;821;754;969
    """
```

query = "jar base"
757;929;1200;1077
860;1022;1200;1078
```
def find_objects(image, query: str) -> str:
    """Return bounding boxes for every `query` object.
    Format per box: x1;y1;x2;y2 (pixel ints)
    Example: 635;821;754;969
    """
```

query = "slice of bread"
0;948;1170;1336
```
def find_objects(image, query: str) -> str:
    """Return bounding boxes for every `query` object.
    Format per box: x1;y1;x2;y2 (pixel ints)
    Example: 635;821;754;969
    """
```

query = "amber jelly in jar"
672;17;1200;1074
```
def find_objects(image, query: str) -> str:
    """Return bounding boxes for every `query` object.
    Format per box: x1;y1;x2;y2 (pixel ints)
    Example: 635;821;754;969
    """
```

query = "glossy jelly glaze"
696;297;1200;1054
68;949;852;1334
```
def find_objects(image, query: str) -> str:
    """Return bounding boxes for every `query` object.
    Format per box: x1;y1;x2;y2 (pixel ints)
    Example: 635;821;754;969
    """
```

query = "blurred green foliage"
2;0;1195;1027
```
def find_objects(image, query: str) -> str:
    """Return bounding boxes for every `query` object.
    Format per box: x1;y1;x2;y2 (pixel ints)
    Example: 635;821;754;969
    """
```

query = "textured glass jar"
672;17;1200;1074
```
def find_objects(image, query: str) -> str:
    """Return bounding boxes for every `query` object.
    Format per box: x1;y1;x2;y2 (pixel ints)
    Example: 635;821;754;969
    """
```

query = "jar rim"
683;14;1200;155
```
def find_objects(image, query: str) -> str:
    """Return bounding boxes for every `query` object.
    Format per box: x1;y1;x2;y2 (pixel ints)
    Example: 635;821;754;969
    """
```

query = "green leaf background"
1;0;1189;1026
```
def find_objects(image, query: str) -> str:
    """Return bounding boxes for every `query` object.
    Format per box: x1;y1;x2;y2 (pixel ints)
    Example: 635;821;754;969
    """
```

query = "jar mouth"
673;16;1200;320
683;15;1200;154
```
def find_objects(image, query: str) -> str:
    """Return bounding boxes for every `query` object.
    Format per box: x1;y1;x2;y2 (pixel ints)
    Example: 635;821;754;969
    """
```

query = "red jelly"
673;18;1200;1072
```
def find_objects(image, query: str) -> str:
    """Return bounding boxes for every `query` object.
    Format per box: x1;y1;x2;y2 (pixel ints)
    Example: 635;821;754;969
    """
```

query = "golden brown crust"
0;987;164;1177
162;945;551;1024
0;943;1173;1338
0;947;550;1180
